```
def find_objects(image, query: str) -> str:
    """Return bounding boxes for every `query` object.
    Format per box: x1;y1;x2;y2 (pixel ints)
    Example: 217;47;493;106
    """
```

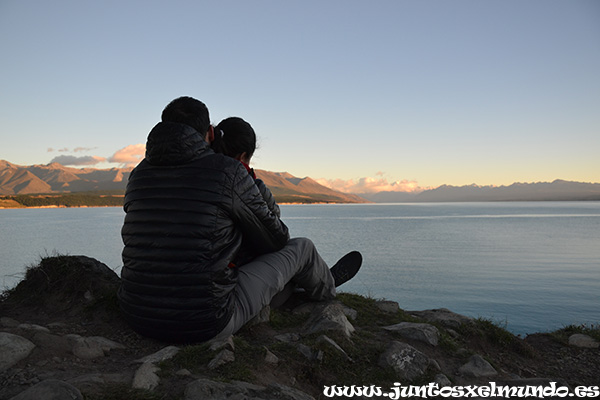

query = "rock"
379;341;430;381
176;369;192;376
9;379;83;400
207;349;235;370
1;317;20;328
71;340;104;360
316;335;351;361
63;334;83;344
132;362;160;390
294;301;357;321
303;303;355;338
18;323;50;333
434;373;452;386
446;328;460;339
456;347;471;357
340;305;358;320
429;358;441;371
85;336;125;351
71;336;124;360
376;300;400;313
208;335;235;352
31;332;72;354
292;302;320;315
264;347;279;364
67;373;130;394
458;354;498;377
134;345;180;363
409;308;473;329
274;333;301;343
46;322;68;330
246;305;271;326
383;322;440;346
568;334;599;349
0;332;36;372
296;344;323;361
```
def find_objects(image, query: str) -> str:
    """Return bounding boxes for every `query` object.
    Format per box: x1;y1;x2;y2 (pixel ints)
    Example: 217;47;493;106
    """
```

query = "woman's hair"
212;117;257;160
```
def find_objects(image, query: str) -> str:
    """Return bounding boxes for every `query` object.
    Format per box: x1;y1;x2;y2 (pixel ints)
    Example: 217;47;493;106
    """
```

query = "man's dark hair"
161;96;210;134
213;117;257;159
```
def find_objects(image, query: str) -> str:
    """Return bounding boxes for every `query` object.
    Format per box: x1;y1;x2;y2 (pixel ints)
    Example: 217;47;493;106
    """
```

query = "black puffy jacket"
118;122;289;343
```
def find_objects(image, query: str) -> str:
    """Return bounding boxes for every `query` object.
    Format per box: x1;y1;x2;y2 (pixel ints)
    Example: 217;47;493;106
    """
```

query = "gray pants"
216;237;336;338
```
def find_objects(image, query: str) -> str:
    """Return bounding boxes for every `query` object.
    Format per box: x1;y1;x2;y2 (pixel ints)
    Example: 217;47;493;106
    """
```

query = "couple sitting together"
118;96;362;343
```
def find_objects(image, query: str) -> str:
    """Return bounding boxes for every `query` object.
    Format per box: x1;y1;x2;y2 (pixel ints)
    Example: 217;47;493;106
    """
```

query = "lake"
1;202;599;335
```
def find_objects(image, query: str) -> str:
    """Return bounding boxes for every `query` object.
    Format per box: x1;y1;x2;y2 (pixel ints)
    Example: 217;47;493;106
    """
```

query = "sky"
1;1;599;193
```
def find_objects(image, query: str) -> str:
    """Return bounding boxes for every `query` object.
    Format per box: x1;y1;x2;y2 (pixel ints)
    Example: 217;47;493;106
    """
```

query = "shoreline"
3;199;600;210
0;205;123;209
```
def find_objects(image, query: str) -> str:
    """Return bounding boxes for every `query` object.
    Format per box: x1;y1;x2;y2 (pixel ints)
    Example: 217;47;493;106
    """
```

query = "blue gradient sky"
1;1;599;191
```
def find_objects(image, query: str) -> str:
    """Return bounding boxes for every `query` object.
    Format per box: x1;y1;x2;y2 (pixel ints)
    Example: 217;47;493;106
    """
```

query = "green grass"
161;337;262;383
551;323;600;344
269;307;311;330
161;343;214;373
336;292;416;328
458;317;535;358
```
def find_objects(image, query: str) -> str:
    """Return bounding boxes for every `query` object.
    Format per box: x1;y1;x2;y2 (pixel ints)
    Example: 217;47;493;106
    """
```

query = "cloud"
316;176;427;194
73;146;97;152
108;143;146;167
50;155;106;166
48;146;97;153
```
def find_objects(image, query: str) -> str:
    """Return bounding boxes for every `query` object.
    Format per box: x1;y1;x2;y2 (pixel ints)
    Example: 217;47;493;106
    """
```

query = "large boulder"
409;308;473;329
379;341;430;381
0;332;35;372
302;302;355;338
383;322;440;346
9;379;83;400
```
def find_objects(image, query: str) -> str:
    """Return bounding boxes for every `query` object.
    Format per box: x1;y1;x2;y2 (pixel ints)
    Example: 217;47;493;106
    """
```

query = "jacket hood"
145;121;210;165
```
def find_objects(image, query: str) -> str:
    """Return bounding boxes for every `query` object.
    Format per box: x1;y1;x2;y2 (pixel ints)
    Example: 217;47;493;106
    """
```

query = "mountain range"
0;160;365;204
1;160;599;203
357;180;600;202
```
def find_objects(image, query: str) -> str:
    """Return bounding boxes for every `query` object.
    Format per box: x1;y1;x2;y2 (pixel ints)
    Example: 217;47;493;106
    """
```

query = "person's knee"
289;237;315;250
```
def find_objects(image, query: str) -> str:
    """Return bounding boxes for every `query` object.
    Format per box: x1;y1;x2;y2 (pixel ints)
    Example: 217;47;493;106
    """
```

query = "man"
118;96;361;343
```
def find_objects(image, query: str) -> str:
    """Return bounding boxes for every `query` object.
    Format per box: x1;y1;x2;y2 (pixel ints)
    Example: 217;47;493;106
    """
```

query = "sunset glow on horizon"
1;1;598;189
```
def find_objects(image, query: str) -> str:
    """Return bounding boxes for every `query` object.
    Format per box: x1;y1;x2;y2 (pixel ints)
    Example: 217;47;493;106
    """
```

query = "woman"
212;117;280;218
212;117;280;265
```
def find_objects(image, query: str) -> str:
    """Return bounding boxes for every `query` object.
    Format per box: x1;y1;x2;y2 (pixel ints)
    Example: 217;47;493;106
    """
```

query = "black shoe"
330;251;362;287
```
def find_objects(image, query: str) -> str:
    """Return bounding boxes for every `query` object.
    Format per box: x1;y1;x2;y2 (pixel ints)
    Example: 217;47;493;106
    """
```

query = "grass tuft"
551;323;600;343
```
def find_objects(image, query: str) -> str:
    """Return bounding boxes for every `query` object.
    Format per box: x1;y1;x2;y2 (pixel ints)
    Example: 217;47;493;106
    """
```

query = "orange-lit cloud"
108;143;146;167
316;176;427;194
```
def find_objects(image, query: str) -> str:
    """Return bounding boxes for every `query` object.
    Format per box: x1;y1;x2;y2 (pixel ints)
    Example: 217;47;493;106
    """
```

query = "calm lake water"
1;202;599;335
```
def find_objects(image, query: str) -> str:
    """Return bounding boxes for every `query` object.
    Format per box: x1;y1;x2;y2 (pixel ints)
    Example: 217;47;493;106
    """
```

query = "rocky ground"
0;255;598;400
